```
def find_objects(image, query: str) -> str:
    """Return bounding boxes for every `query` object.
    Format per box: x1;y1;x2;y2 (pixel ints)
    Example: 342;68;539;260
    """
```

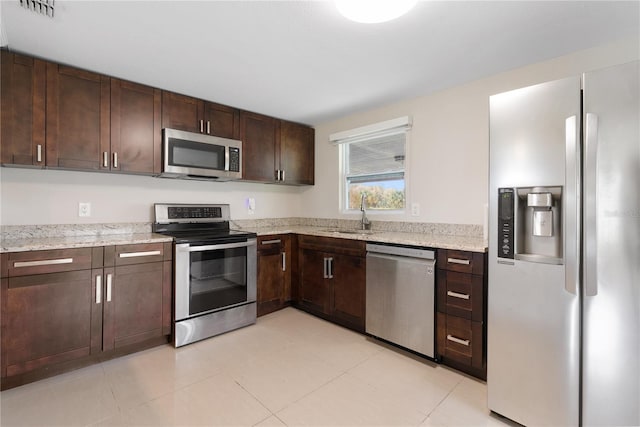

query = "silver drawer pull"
282;252;286;271
119;250;161;258
447;291;470;300
261;239;281;245
447;257;470;265
13;258;73;268
447;335;470;346
36;144;43;162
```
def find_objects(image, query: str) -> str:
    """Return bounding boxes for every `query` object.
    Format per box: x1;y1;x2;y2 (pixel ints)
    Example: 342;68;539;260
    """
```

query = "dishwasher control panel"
366;243;435;260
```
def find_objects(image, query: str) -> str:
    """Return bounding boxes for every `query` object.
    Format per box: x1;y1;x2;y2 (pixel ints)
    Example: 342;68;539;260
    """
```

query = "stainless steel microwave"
160;128;242;181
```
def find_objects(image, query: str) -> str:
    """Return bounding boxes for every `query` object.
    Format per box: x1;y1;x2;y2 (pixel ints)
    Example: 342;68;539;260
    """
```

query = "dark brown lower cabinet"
297;236;365;332
435;249;487;380
0;243;172;390
257;235;291;317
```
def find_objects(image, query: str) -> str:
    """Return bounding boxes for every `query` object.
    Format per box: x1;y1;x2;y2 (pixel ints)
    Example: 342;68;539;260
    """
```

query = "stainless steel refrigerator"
488;60;639;426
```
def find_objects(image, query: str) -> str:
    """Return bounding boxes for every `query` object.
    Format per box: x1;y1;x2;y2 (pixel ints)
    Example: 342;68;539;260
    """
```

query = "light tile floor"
0;308;517;426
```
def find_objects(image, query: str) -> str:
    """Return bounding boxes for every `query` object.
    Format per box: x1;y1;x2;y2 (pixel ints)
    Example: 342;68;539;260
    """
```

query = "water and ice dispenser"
498;186;563;264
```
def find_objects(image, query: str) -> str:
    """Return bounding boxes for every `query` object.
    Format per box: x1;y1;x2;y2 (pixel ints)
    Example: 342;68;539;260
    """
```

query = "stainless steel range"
153;203;257;347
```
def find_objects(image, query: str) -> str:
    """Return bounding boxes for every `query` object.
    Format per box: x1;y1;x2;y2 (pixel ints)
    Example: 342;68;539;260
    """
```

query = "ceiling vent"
19;0;55;18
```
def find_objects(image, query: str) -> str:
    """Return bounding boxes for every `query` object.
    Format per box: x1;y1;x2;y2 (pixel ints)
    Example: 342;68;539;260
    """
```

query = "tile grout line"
417;377;465;425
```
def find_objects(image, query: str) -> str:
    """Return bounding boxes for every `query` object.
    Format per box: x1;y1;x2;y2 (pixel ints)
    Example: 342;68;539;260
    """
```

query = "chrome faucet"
360;194;371;230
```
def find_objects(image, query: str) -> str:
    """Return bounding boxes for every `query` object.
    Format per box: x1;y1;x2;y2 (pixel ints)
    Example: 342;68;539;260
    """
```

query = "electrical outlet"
247;197;256;215
411;203;420;216
78;202;91;217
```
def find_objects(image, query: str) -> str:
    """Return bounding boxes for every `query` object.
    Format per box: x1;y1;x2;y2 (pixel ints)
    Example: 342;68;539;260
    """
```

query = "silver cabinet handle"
36;144;42;163
565;115;580;296
207;121;211;135
119;250;161;258
447;257;470;265
13;258;73;268
328;257;334;279
447;335;470;346
261;239;281;245
96;275;102;304
275;170;281;181
200;119;204;133
447;291;470;300
281;170;285;181
584;113;598;297
282;252;286;272
106;273;112;302
323;257;328;279
112;152;118;169
103;151;109;168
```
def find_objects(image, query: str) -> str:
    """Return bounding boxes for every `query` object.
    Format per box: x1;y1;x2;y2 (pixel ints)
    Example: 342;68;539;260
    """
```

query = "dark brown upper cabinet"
46;63;110;170
161;91;240;139
111;79;162;174
240;112;315;185
0;50;46;167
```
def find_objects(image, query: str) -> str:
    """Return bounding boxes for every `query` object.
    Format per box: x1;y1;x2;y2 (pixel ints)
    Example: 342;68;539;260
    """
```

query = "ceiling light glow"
335;0;418;24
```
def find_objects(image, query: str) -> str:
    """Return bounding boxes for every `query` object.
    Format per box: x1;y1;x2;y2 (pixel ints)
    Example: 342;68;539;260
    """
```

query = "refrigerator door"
582;60;640;427
488;76;581;426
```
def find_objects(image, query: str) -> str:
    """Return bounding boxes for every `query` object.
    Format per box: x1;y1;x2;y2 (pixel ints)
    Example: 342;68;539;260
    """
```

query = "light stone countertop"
243;226;488;253
1;233;173;253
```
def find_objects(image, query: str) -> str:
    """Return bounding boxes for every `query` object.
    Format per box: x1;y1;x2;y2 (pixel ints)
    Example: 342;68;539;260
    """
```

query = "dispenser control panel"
498;188;514;258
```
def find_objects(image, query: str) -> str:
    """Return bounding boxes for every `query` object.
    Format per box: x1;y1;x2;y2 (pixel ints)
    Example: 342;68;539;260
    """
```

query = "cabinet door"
331;254;366;331
203;102;240;139
279;120;314;185
102;262;165;351
46;63;110;170
0;51;46;167
161;91;203;133
257;237;285;316
1;269;102;377
111;79;161;174
240;111;278;182
299;249;330;315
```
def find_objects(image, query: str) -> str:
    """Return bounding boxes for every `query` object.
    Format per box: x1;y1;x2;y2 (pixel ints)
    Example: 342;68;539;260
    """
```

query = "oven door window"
189;246;248;315
169;138;226;170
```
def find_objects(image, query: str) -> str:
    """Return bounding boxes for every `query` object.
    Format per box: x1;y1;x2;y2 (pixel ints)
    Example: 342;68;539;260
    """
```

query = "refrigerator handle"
564;115;580;296
584;113;598;297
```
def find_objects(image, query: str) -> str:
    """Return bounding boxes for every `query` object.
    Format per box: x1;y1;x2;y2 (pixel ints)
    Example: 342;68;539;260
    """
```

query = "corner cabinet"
435;249;487;380
0;242;172;390
257;235;291;316
296;235;365;332
240;112;314;185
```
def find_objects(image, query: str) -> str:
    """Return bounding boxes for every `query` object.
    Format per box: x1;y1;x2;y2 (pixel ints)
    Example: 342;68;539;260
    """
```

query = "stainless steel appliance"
366;243;436;357
488;60;639;426
153;203;257;347
160;128;242;181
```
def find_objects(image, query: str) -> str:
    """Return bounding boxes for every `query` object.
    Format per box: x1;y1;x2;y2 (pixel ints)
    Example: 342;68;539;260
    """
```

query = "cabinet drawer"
3;248;99;277
436;313;483;371
298;235;365;257
104;242;170;266
258;235;285;256
437;250;484;275
436;271;484;321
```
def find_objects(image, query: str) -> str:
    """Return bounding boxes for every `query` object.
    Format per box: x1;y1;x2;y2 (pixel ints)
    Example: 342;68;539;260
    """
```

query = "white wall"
0;168;308;225
1;37;638;227
301;36;640;225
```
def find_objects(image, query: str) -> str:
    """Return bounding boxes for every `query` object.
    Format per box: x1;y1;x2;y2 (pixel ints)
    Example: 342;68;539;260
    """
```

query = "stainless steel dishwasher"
366;243;436;357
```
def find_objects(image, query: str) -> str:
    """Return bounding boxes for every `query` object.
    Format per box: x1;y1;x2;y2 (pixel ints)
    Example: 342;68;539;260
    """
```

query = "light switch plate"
411;203;420;216
78;202;91;217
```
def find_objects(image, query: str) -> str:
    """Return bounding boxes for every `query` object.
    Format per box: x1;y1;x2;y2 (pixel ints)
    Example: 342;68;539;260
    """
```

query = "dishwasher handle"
367;251;436;269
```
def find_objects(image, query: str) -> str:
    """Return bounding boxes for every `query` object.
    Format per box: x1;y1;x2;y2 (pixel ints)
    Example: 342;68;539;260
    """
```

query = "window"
331;117;410;212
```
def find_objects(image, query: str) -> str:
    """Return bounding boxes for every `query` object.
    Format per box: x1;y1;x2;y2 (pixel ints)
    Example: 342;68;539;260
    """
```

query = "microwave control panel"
229;147;240;172
498;188;514;259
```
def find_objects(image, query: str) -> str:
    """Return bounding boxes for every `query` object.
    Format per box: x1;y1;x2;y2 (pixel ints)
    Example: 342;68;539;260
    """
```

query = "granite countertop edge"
1;227;487;254
249;226;488;253
1;233;173;253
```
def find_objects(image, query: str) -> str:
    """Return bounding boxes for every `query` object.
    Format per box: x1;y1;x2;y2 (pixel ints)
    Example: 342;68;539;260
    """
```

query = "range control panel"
168;206;223;219
498;188;514;259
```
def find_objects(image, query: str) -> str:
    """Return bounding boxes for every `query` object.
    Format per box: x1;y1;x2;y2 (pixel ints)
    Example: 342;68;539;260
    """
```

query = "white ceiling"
2;1;638;126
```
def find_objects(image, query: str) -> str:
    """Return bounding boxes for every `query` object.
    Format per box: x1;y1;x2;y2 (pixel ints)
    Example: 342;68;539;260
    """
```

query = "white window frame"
330;117;411;215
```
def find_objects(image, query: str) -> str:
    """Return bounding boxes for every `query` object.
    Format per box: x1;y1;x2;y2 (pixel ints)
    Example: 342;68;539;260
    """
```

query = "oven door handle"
185;240;256;252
